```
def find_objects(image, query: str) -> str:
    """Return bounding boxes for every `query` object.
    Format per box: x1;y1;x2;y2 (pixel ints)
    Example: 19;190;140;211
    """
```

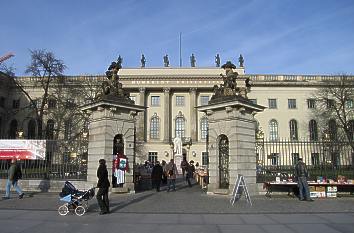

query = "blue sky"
1;0;354;76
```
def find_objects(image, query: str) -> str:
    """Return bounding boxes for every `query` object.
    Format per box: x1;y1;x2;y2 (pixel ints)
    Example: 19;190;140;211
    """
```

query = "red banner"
0;140;46;160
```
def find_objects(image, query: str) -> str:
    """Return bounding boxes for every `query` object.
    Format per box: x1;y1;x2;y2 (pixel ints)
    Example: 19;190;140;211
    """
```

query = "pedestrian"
161;160;168;185
96;159;110;215
151;161;163;192
186;160;195;187
166;159;178;192
180;159;188;177
294;158;314;201
3;158;24;199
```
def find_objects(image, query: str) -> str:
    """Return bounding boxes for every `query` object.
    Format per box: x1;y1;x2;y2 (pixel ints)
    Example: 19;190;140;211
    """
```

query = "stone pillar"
163;87;170;143
189;88;197;142
198;97;265;196
137;88;146;141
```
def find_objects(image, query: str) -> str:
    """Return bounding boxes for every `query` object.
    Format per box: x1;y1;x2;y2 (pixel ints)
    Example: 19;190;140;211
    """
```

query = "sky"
1;0;354;76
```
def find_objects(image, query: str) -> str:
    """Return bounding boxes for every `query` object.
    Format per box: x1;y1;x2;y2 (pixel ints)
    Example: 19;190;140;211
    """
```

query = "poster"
0;140;46;160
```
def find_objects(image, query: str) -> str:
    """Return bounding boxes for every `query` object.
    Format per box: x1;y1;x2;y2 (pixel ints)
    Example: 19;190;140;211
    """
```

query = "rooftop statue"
239;54;244;67
190;53;196;67
215;54;220;67
141;54;146;68
163;54;169;67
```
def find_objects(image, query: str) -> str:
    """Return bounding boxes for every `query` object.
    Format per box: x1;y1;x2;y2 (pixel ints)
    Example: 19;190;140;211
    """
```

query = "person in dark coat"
151;161;163;192
186;160;195;187
294;158;313;201
96;159;110;215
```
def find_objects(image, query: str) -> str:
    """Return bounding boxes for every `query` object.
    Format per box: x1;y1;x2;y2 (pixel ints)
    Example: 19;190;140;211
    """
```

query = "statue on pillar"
173;136;182;156
190;53;196;67
238;54;244;67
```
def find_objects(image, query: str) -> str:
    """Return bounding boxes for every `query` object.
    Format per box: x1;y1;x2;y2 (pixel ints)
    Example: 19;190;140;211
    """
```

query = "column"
137;87;146;141
163;87;170;143
190;88;197;143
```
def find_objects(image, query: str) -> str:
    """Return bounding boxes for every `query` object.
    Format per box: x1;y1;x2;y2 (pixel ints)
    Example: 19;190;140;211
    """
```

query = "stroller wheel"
58;204;69;216
75;205;86;216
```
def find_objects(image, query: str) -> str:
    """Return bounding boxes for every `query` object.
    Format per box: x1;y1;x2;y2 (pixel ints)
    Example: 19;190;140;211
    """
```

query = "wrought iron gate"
218;134;229;189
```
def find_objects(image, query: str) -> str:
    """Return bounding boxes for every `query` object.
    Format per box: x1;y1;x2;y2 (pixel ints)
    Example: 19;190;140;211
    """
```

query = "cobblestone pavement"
1;178;354;233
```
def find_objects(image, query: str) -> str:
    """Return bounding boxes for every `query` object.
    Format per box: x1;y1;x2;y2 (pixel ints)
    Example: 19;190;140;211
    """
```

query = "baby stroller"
58;181;95;216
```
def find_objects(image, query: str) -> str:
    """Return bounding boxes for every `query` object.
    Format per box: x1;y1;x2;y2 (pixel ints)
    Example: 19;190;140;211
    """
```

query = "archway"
112;134;124;187
218;134;229;189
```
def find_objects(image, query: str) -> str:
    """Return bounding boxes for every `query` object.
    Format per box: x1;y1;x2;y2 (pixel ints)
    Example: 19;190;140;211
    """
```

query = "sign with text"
0;140;46;160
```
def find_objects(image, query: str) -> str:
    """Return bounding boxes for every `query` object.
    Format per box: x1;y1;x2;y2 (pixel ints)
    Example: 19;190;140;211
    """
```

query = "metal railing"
256;138;354;183
0;139;88;180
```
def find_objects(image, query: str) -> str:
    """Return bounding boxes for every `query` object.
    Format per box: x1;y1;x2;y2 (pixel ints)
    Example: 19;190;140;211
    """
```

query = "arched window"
348;120;354;142
328;119;337;141
175;112;185;138
9;119;17;139
269;119;278;141
27;119;36;139
309;120;318;141
150;113;160;139
200;117;208;140
289;119;298;140
46;119;55;140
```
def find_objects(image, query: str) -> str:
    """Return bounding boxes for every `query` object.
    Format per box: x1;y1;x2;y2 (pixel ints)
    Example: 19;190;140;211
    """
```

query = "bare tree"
24;49;66;138
311;74;354;151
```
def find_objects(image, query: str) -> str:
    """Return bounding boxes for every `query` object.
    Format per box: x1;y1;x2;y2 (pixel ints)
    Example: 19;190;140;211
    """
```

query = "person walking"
186;160;195;187
151;161;163;192
180;159;188;177
166;159;178;192
294;158;313;201
3;158;24;199
161;160;168;185
96;159;110;215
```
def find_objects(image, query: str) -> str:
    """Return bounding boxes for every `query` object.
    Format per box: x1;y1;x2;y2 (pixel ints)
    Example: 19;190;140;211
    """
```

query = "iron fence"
256;139;354;183
0;139;88;180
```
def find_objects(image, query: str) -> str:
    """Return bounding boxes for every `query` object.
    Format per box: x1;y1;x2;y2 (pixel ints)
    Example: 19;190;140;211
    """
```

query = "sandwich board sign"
230;174;252;206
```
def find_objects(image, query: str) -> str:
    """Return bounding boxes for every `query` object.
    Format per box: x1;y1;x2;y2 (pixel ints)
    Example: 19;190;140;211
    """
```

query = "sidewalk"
1;178;354;214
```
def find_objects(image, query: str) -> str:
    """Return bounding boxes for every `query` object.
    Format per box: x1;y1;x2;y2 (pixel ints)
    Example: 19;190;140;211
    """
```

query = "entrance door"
218;134;229;189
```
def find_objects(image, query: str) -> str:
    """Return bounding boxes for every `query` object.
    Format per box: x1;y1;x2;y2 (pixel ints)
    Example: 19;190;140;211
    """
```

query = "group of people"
150;158;196;192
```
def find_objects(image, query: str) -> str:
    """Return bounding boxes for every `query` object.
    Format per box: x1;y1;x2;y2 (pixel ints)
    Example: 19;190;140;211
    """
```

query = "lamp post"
322;130;330;179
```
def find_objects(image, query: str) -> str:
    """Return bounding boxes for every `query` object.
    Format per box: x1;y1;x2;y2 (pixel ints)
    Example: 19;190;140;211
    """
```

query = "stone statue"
140;54;146;68
163;54;169;67
173;136;182;156
215;54;220;67
190;53;196;67
238;54;244;67
117;55;123;68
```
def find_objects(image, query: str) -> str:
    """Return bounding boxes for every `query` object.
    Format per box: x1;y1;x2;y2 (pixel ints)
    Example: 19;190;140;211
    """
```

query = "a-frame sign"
230;174;252;206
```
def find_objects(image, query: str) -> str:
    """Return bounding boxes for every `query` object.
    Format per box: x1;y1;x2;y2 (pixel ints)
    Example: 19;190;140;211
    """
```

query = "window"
331;153;340;167
269;119;278;140
249;99;257;104
200;96;209;106
289;119;298;140
288;99;297;109
268;99;277;109
9;119;17;139
202;152;209;166
328;119;337;141
349;120;354;141
309;120;318;141
151;96;160;106
311;153;320;166
175;116;185;138
346;99;354;109
0;97;5;108
176;96;185;106
148;152;158;164
27;119;36;139
48;98;57;109
12;99;20;109
307;99;315;109
270;153;279;166
64;120;72;140
326;99;335;109
200;117;208;140
46;119;55;140
65;99;75;108
292;153;300;165
129;96;136;103
150;113;160;139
